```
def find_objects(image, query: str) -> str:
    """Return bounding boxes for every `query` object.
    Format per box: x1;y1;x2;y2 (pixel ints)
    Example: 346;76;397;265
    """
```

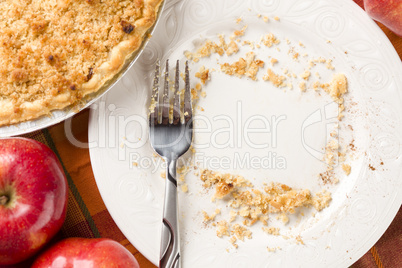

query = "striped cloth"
12;1;402;267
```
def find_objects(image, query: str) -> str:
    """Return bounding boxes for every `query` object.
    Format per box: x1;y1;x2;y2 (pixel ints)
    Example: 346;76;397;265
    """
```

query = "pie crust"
0;0;163;126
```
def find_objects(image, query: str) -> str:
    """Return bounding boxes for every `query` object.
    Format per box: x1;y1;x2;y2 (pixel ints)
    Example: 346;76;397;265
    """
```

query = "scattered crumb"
221;52;264;80
230;236;238;248
312;190;332;211
216;220;230;237
226;40;239;56
175;17;352;252
267;247;277;252
326;59;335;70
296;235;305;245
229;210;237;222
300;70;311;80
200;169;332;246
342;164;351;175
195;66;210;85
242;40;255;49
231;224;252;241
328;73;348;99
324;139;339;167
278;213;289;224
181;183;188;193
262;227;280;236
263;69;286;87
203;208;221;222
299;81;306;92
233;25;248;37
262;33;280;47
184;50;193;60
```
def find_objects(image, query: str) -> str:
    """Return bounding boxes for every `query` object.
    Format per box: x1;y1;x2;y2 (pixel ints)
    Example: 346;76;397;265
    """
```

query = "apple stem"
0;195;8;206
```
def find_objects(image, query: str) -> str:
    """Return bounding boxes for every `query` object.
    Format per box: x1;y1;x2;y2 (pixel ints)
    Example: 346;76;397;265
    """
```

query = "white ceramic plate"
88;0;402;267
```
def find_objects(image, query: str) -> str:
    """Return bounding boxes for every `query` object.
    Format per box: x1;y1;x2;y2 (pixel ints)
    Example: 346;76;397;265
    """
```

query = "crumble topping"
0;0;162;125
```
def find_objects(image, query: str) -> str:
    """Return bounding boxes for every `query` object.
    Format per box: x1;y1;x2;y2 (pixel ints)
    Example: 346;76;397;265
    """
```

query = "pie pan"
0;0;165;138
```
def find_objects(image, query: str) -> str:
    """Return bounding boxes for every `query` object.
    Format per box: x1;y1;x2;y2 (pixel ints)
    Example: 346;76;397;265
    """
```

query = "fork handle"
160;158;181;268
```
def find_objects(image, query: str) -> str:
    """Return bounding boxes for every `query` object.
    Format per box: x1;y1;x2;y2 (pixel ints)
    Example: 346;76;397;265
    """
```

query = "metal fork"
149;59;193;268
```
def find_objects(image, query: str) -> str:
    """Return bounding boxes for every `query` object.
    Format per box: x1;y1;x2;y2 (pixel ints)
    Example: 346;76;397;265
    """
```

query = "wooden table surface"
19;1;401;267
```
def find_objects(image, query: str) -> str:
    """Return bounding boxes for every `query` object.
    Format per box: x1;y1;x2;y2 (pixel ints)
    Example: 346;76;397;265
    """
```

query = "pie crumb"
296;235;305;245
267;247;277;252
262;227;280;236
195;66;210;85
262;33;280;47
216;220;230;237
263;69;286;87
342;164;351;175
181;183;188;193
203;208;221;222
299;81;306;92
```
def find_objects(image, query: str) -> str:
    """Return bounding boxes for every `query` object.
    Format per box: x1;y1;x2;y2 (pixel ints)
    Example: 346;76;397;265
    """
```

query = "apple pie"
0;0;163;126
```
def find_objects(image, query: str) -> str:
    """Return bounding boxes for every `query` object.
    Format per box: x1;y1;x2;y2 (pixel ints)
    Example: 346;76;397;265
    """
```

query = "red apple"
364;0;402;36
31;238;140;268
0;138;68;265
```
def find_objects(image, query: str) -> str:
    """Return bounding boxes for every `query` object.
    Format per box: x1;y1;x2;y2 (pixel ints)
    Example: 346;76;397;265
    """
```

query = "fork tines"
150;59;191;126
